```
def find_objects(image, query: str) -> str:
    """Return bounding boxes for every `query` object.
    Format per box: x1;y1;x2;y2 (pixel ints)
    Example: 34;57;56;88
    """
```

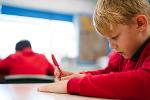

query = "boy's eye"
112;35;119;40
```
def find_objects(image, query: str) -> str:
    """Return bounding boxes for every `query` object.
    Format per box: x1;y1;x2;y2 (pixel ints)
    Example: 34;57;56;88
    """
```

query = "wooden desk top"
0;84;109;100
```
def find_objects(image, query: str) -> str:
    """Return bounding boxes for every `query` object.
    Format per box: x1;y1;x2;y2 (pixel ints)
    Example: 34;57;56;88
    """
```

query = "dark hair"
15;40;32;51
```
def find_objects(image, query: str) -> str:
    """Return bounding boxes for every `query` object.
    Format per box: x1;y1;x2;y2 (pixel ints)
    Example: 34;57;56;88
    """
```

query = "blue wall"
1;5;73;22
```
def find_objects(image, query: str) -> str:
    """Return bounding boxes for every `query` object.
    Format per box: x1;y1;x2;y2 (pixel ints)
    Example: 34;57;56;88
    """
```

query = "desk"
0;84;109;100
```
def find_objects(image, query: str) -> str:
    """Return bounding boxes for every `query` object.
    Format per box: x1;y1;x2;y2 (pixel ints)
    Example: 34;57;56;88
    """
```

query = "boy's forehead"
100;25;114;36
103;25;121;37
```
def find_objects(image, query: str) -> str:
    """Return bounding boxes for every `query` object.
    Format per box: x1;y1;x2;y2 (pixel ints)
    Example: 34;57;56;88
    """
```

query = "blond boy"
38;0;150;99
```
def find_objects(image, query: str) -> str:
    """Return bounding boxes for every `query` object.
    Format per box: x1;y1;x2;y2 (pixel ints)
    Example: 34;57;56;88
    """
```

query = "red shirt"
0;48;54;75
67;38;150;99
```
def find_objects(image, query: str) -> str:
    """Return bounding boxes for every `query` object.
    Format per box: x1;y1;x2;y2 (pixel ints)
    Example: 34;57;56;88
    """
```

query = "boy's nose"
109;40;117;50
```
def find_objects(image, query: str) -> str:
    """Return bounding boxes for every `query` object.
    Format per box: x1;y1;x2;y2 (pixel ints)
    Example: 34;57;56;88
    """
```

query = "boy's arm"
67;56;150;99
59;52;123;80
38;58;149;99
38;70;148;99
38;56;150;99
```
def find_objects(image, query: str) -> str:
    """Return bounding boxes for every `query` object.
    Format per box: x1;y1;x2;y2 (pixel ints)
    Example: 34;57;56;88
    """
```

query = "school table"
0;83;110;100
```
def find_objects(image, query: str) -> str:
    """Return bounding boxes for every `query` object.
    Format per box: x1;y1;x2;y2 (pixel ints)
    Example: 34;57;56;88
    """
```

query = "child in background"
0;40;54;75
38;0;150;99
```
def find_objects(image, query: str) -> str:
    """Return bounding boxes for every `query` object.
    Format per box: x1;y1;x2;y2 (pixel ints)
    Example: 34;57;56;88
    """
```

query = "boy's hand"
54;67;74;80
38;80;68;93
61;73;85;80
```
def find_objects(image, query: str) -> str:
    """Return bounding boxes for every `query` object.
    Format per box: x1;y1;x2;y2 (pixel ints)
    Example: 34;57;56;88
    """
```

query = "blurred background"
0;0;111;72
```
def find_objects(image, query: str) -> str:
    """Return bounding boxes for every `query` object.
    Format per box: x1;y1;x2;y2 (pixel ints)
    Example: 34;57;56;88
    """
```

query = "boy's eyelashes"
111;34;119;40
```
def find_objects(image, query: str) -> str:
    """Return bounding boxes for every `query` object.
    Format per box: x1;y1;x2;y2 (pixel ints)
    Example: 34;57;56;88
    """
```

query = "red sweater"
0;48;54;75
67;38;150;99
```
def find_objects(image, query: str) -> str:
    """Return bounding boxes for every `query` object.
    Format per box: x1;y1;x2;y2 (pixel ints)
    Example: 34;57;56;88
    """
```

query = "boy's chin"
122;54;132;59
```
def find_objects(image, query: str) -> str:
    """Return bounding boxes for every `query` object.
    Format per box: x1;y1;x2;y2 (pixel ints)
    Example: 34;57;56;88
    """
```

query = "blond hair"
93;0;150;35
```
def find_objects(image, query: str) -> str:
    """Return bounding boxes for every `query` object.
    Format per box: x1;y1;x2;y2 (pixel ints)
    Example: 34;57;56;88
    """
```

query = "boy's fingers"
38;86;48;92
61;76;70;80
38;84;52;92
54;68;60;76
61;74;85;80
61;75;75;80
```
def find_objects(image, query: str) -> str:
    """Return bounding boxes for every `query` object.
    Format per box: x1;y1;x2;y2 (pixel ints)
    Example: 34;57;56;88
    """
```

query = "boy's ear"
136;15;147;31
